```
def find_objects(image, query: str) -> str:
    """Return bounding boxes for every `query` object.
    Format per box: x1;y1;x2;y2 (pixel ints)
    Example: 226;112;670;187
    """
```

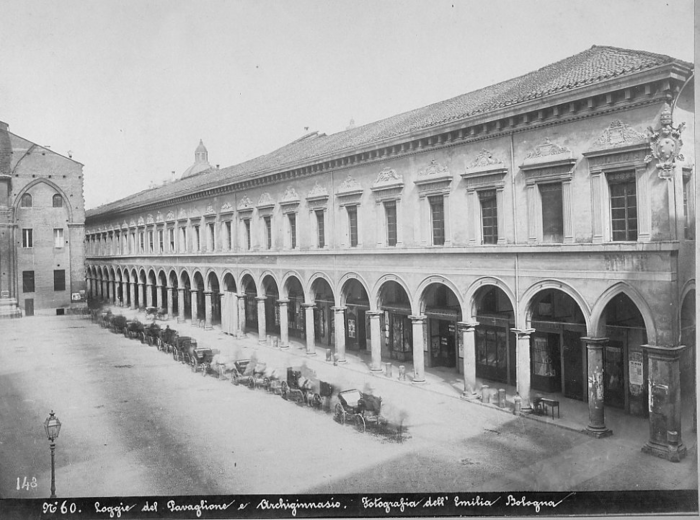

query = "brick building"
0;121;87;316
84;46;695;461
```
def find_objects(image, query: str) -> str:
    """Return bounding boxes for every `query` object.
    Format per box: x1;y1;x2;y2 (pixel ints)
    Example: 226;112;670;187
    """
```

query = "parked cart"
334;389;403;440
184;344;215;375
159;326;177;352
143;322;161;346
230;359;252;386
172;336;197;363
125;319;145;340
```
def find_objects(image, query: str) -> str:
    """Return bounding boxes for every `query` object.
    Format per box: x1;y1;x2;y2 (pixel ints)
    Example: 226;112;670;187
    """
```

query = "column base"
461;391;478;400
412;378;426;384
306;351;317;356
370;366;383;372
205;325;213;331
336;359;347;364
642;441;687;462
280;343;289;350
258;339;267;345
585;425;613;438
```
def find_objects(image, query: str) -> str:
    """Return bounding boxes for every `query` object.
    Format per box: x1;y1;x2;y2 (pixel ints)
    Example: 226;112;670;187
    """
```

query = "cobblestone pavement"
0;313;695;499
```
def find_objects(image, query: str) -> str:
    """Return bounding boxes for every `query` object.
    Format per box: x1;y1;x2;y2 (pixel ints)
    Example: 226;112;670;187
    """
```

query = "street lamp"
43;411;62;499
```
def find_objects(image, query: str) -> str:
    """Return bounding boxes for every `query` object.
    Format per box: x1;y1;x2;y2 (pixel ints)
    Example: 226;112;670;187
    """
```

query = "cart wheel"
248;378;256;390
190;358;197;373
281;381;288;399
262;377;270;392
232;374;239;386
354;415;366;433
201;364;208;377
312;393;322;409
334;403;345;424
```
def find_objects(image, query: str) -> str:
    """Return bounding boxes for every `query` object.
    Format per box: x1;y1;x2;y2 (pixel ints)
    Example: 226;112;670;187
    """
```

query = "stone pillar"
256;296;267;343
166;286;174;320
303;303;316;355
458;321;478;396
146;283;153;308
100;280;106;300
367;311;383;371
583;337;613;438
190;289;198;323
137;283;145;309
641;345;687;462
156;284;163;310
120;281;126;305
278;299;290;349
229;292;239;337
410;315;426;383
177;288;186;323
204;291;213;330
129;282;136;310
333;306;347;363
237;294;246;338
110;281;116;304
512;328;535;411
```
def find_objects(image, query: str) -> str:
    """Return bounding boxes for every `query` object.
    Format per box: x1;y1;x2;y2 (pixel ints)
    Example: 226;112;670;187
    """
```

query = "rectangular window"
193;225;200;251
479;190;498;244
316;210;325;248
22;271;34;293
347;206;358;247
179;227;186;252
385;201;397;246
539;183;563;243
609;173;637;241
148;231;154;252
244;219;251;250
683;175;694;240
224;221;232;250
289;213;297;249
53;269;66;291
264;216;272;249
428;196;445;246
158;230;164;253
207;222;215;251
53;228;64;248
169;228;175;252
139;231;145;252
22;228;33;248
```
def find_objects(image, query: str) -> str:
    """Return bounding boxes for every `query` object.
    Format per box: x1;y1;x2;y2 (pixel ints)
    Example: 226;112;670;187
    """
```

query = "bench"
538;398;560;419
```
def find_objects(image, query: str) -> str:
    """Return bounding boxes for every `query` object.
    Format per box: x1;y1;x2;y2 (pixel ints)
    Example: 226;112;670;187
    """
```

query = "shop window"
54;269;66;291
479;190;498;244
53;228;64;248
52;194;63;207
608;172;637;241
347;206;358;247
540;183;563;243
316;210;325;248
288;213;297;249
385;201;397;246
264;216;272;249
20;194;32;207
429;196;445;246
23;271;35;293
22;228;33;248
476;326;508;381
388;313;412;361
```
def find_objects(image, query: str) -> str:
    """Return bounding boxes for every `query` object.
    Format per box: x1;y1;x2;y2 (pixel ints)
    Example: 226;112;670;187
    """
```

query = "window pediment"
462;149;509;190
521;138;576;185
256;192;275;210
583;120;649;173
414;159;452;197
336;174;363;206
306;182;329;202
372;167;404;192
220;202;234;214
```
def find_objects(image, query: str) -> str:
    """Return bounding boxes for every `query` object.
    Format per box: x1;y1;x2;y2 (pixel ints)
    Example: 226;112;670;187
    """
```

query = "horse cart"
229;359;252;386
281;367;333;408
142;322;162;346
171;336;197;363
110;315;128;334
157;326;177;352
334;389;404;440
183;344;215;375
125;319;145;340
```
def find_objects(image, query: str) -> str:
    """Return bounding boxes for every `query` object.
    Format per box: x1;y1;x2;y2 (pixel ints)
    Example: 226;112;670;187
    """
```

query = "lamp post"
43;411;62;499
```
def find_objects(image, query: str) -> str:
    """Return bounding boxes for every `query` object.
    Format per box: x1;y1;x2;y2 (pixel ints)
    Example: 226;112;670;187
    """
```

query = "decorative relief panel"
137;216;145;226
238;195;254;210
178;208;188;220
336;174;363;206
583;120;649;174
146;214;154;225
521;138;576;184
129;219;137;227
189;207;201;218
280;187;300;213
461;149;508;190
122;221;129;229
414;159;452;197
306;182;329;202
220;202;233;214
371;167;404;202
156;212;163;223
257;192;275;209
165;211;175;221
205;204;216;215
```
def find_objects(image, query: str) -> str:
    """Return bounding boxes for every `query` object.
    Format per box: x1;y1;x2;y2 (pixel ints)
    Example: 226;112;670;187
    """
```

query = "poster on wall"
629;351;644;396
348;317;356;338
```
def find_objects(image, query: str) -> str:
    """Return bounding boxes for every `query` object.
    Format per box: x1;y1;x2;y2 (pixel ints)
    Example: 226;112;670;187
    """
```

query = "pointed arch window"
53;194;63;207
20;194;32;207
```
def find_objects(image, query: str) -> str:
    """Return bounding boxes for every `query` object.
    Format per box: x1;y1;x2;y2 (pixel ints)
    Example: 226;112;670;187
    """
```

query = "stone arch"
338;272;372;306
307;272;336;305
590;282;657;345
238;270;257;294
13;178;74;221
191;270;205;290
205;268;221;292
177;268;191;287
371;273;413;312
259;270;281;297
465;276;517;323
414;275;466;317
281;270;306;299
221;270;237;292
521;279;592;333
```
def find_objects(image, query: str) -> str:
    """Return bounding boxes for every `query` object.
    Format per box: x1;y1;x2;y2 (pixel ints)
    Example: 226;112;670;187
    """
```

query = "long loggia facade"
85;46;695;461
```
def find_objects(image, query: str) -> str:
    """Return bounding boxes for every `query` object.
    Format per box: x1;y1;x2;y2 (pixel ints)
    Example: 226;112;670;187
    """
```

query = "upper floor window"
52;194;63;207
169;228;175;252
224;221;232;250
139;231;145;252
539;183;563;243
207;222;215;251
479;190;498;245
54;269;66;291
428;196;445;246
264;216;272;249
193;225;200;251
148;231;154;252
608;172;637;242
244;219;251;250
316;210;325;248
288;213;297;249
53;228;64;248
22;228;33;248
385;201;397;247
347;206;358;247
20;194;32;207
158;230;164;253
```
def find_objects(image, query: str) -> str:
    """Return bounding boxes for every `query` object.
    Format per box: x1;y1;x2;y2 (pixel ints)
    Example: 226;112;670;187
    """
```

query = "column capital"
190;289;198;294
277;299;290;305
146;282;153;287
366;310;383;317
255;296;267;302
331;306;347;312
511;328;535;337
581;336;609;346
204;290;213;296
237;293;247;300
409;314;427;323
166;285;174;291
641;344;687;358
457;321;479;331
301;302;316;309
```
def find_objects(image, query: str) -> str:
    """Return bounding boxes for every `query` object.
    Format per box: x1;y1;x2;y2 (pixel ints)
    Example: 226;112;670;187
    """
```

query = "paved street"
0;315;696;499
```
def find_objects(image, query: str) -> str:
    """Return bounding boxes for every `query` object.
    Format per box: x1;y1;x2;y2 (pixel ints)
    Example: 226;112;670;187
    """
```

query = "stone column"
410;315;426;383
367;311;383;371
256;296;267;343
145;283;153;308
228;292;239;337
458;321;478;397
642;345;687;462
156;284;163;310
303;303;316;355
204;291;213;330
110;281;116;304
278;299;290;349
137;283;145;309
120;281;126;305
512;328;535;411
177;288;186;323
100;280;105;300
237;294;246;338
583;337;613;438
166;286;174;320
129;282;136;310
190;289;198;323
333;306;347;363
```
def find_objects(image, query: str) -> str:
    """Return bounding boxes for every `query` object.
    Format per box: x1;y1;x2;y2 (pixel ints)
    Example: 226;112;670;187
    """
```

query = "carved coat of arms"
645;103;685;179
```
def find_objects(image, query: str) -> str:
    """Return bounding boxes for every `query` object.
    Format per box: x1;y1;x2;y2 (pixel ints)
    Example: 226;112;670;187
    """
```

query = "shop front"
426;310;459;369
287;296;305;339
313;299;334;347
345;305;369;351
381;306;413;362
475;316;516;385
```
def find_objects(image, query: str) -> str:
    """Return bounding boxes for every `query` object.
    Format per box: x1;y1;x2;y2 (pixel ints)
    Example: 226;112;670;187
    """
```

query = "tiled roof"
87;45;690;218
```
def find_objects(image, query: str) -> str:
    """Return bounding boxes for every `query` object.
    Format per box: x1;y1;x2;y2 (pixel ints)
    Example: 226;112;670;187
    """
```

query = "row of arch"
84;263;682;342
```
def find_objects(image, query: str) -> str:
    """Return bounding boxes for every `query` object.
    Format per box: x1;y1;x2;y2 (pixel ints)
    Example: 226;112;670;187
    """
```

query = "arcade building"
84;46;695;462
